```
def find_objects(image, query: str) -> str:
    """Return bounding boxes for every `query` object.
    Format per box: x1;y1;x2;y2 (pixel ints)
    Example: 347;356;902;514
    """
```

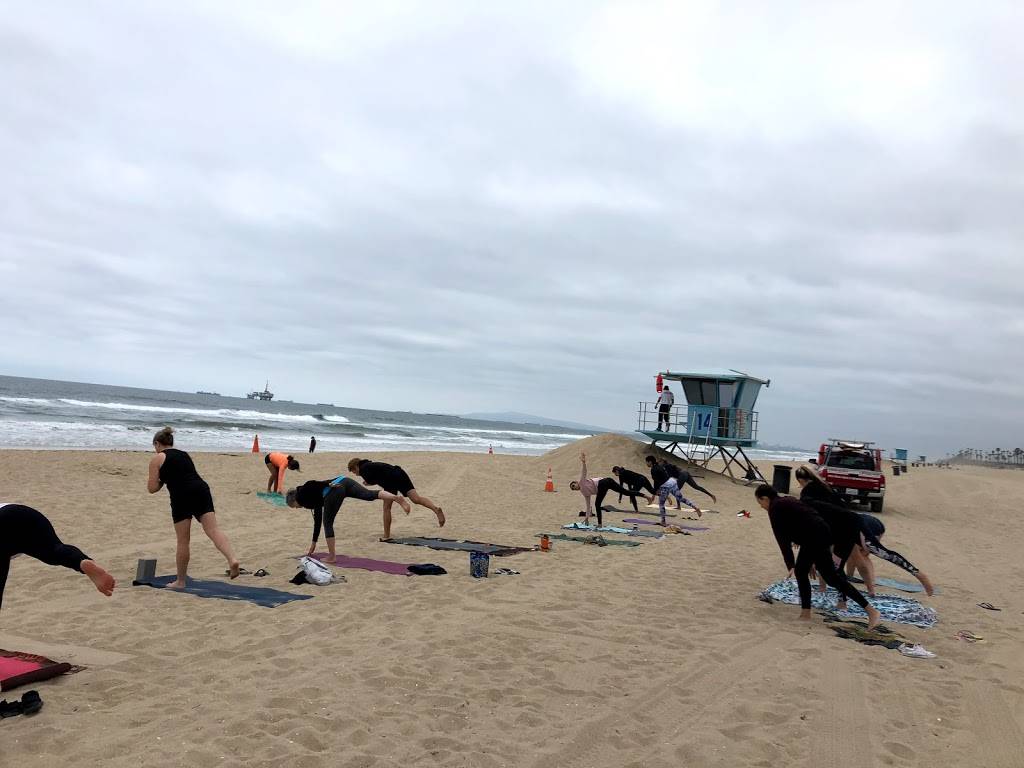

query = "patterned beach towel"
758;579;937;628
562;522;663;538
537;533;642;547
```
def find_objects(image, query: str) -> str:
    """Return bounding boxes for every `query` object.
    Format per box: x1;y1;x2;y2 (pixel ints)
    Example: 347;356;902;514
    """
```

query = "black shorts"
382;467;415;496
170;484;215;524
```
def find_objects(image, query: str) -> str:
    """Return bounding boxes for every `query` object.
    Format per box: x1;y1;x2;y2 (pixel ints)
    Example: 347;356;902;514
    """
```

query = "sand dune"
1;436;1022;767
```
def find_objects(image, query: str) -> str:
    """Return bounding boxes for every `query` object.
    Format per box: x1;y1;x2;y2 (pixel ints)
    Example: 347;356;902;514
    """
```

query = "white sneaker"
898;643;936;658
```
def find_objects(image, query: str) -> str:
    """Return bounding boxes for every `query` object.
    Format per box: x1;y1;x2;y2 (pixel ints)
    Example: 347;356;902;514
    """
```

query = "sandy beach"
1;434;1022;768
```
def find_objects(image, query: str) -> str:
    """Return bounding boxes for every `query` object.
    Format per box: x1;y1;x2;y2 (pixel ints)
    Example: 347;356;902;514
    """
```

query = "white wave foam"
45;399;320;424
321;415;351;424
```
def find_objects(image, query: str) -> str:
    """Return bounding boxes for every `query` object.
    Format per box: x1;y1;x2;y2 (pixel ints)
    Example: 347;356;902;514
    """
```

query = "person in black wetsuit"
0;504;115;612
794;465;865;601
148;427;240;588
754;484;880;629
611;466;656;513
309;436;317;454
286;476;410;561
657;458;717;504
347;458;446;536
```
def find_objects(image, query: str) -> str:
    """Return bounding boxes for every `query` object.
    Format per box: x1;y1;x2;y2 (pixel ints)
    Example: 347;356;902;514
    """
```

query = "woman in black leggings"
611;466;656;512
287;477;410;562
0;504;115;612
848;513;935;596
755;484;880;630
794;466;864;584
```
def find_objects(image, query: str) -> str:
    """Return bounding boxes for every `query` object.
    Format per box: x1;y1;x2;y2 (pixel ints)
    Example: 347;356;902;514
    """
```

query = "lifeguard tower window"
827;451;875;471
682;380;720;405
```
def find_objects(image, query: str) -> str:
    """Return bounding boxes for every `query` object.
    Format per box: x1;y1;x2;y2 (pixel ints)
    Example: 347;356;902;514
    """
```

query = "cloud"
1;1;1022;456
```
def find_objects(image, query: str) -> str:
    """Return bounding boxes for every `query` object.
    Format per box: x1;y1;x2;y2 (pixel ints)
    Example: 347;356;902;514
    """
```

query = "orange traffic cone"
488;444;494;455
251;434;260;453
544;467;555;492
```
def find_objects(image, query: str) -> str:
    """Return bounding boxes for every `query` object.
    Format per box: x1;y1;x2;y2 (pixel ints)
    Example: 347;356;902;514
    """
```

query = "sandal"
978;602;1001;611
253;568;269;578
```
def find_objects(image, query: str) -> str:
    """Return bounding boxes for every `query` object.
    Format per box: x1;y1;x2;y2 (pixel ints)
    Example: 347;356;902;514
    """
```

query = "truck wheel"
870;499;884;514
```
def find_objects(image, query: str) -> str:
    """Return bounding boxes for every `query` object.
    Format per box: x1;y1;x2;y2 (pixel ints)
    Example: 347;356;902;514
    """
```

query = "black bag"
407;563;447;576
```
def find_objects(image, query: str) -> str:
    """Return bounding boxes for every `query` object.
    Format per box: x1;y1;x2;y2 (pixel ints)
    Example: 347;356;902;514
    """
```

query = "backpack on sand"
298;556;333;586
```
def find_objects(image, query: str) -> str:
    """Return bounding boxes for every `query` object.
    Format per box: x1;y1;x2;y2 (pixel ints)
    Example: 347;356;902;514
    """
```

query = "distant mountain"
462;411;609;434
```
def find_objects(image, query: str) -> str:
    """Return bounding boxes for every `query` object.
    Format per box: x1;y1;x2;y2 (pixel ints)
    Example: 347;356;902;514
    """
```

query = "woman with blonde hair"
148;427;241;587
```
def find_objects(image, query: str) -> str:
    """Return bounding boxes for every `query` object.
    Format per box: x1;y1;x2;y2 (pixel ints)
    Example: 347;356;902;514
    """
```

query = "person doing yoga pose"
149;427;241;587
655;458;717;504
754;484;880;630
794;465;867;597
847;512;935;596
611;466;656;512
642;455;701;522
287;477;410;562
0;504;115;612
265;452;300;494
347;458;445;534
570;452;646;527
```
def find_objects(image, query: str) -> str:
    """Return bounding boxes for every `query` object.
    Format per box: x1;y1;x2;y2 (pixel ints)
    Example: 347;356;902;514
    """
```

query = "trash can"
893;465;901;476
772;465;791;494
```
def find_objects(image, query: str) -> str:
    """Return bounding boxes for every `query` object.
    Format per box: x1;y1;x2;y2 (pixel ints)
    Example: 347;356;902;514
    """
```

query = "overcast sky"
2;1;1022;455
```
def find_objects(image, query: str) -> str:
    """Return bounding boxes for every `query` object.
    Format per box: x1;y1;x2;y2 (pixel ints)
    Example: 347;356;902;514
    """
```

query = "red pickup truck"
816;439;886;513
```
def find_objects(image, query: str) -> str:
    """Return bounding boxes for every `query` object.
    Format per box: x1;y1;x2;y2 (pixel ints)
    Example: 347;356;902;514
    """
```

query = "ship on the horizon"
246;381;274;401
196;390;222;396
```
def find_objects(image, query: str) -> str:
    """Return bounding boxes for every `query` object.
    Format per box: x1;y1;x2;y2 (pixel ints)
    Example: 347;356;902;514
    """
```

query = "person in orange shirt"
265;452;300;494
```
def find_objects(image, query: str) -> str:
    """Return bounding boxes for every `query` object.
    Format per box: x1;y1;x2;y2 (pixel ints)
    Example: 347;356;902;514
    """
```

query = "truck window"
827;451;875;471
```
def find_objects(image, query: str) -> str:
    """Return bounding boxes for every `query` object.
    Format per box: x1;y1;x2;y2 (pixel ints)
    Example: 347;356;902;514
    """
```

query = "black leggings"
677;472;714;500
313;478;380;541
619;478;655;512
1;504;89;611
795;544;869;611
595;479;642;526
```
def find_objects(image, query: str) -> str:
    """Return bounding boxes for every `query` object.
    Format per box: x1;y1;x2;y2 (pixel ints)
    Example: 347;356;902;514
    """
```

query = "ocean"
0;376;594;454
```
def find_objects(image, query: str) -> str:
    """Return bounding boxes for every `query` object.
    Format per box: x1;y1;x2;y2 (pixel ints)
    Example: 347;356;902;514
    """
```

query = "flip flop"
20;691;42;716
0;699;23;718
253;568;269;578
955;630;984;643
978;602;1002;611
225;567;252;576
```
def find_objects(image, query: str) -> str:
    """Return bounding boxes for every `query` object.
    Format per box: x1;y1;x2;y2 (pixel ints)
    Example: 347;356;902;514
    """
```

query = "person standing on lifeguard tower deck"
655;385;674;431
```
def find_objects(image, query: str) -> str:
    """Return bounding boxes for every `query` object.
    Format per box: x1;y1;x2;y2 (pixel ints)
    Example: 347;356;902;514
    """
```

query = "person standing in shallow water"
148;427;241;588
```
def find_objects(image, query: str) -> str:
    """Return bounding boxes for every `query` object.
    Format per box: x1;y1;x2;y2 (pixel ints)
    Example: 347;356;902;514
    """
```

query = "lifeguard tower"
637;369;770;483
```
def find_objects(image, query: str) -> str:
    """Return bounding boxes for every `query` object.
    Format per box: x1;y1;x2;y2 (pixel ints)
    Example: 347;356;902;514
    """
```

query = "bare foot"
323;555;336;565
398;497;412;515
695;508;703;518
82;560;116;596
710;494;717;504
866;605;881;631
436;508;446;528
917;571;935;596
166;580;187;589
799;609;812;620
228;561;241;579
837;600;848;612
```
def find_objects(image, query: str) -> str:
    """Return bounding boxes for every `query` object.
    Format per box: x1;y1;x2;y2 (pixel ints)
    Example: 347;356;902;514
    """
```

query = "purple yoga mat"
308;552;412;575
621;519;710;531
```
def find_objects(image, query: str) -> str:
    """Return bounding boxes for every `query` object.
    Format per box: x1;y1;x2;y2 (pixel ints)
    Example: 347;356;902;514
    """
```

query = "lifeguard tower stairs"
637;370;770;484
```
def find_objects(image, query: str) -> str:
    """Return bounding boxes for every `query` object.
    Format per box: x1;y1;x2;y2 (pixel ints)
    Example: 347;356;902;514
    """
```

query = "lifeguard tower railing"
637;403;760;444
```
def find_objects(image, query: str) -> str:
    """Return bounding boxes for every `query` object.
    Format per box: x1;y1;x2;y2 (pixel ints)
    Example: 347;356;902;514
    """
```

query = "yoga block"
135;558;157;582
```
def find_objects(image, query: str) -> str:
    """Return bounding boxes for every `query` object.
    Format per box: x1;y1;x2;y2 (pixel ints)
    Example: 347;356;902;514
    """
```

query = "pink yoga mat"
309;552;412;575
621;519;710;531
0;656;41;679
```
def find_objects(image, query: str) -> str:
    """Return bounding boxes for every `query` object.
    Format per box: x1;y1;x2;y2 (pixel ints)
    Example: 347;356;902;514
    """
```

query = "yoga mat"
309;552;412;576
536;533;641;547
602;506;676;518
849;575;933;594
133;576;313;608
622;519;710;531
758;579;938;628
381;537;534;556
257;491;289;507
0;649;76;692
562;522;664;538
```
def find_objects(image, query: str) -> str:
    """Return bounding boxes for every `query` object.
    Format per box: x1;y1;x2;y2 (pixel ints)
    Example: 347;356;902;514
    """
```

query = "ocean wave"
17;398;327;425
316;414;351;424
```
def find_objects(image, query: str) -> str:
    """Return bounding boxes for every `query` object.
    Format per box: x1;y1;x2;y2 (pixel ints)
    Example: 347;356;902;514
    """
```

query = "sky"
1;1;1022;456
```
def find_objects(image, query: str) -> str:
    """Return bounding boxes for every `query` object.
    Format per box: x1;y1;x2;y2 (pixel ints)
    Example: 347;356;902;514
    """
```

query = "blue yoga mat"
256;492;289;507
133;575;313;608
849;575;934;594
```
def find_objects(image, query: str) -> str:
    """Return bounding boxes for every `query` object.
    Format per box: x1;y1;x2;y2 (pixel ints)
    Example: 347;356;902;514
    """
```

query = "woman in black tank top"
148;427;241;587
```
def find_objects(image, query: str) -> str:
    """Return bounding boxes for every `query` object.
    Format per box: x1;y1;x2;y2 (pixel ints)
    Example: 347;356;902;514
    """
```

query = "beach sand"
1;434;1022;767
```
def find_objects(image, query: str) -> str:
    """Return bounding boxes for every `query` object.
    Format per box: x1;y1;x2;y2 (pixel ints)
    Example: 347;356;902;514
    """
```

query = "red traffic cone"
251;434;260;453
544;467;555;492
